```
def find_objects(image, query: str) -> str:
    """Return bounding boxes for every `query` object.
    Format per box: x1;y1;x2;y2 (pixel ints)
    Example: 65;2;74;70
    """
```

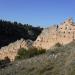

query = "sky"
0;0;75;27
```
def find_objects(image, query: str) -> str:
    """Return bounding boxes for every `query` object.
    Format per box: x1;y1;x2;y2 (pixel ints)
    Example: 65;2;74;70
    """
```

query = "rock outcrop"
33;18;75;49
0;39;29;61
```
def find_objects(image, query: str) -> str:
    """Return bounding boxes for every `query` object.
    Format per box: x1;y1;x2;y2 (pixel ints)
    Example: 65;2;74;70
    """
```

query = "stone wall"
0;39;28;61
0;18;75;61
33;18;75;50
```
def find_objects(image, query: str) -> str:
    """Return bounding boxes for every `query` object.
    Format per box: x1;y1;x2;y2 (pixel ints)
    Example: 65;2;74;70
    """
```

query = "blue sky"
0;0;75;27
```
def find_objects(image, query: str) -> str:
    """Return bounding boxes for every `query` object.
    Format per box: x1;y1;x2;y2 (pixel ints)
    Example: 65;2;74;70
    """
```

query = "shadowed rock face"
33;18;75;49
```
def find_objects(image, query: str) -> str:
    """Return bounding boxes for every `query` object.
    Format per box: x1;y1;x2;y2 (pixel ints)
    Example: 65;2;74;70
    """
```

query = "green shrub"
15;48;28;59
15;48;46;60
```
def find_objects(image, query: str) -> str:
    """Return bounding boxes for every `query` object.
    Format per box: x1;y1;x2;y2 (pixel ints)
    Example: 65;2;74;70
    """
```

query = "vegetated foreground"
0;41;75;75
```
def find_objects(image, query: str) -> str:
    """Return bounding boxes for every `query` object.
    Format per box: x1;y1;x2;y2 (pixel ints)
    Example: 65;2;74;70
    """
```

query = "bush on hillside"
55;42;62;47
15;48;46;60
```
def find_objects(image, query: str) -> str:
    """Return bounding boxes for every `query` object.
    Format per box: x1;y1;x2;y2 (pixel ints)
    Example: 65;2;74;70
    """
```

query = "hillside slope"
0;20;43;48
0;41;75;75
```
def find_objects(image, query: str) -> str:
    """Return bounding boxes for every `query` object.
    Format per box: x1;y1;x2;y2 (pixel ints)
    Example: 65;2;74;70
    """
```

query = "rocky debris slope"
0;39;32;61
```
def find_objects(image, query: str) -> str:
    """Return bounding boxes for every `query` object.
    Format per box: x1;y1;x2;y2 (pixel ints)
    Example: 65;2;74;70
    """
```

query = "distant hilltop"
0;20;43;48
33;17;75;49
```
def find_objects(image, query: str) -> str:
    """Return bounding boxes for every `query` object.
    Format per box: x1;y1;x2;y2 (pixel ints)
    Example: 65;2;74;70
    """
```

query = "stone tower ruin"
33;18;75;50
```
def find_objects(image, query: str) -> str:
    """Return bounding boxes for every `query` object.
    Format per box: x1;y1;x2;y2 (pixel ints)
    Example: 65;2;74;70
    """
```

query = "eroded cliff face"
33;18;75;50
0;39;29;61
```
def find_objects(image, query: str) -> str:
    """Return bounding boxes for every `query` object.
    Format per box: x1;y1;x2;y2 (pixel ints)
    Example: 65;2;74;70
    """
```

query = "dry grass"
0;41;75;75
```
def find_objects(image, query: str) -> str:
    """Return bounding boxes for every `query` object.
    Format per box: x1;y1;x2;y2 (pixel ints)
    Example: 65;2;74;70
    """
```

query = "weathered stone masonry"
33;18;75;49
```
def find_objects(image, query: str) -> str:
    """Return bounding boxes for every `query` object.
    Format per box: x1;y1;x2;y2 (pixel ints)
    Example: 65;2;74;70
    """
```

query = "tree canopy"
0;20;43;48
